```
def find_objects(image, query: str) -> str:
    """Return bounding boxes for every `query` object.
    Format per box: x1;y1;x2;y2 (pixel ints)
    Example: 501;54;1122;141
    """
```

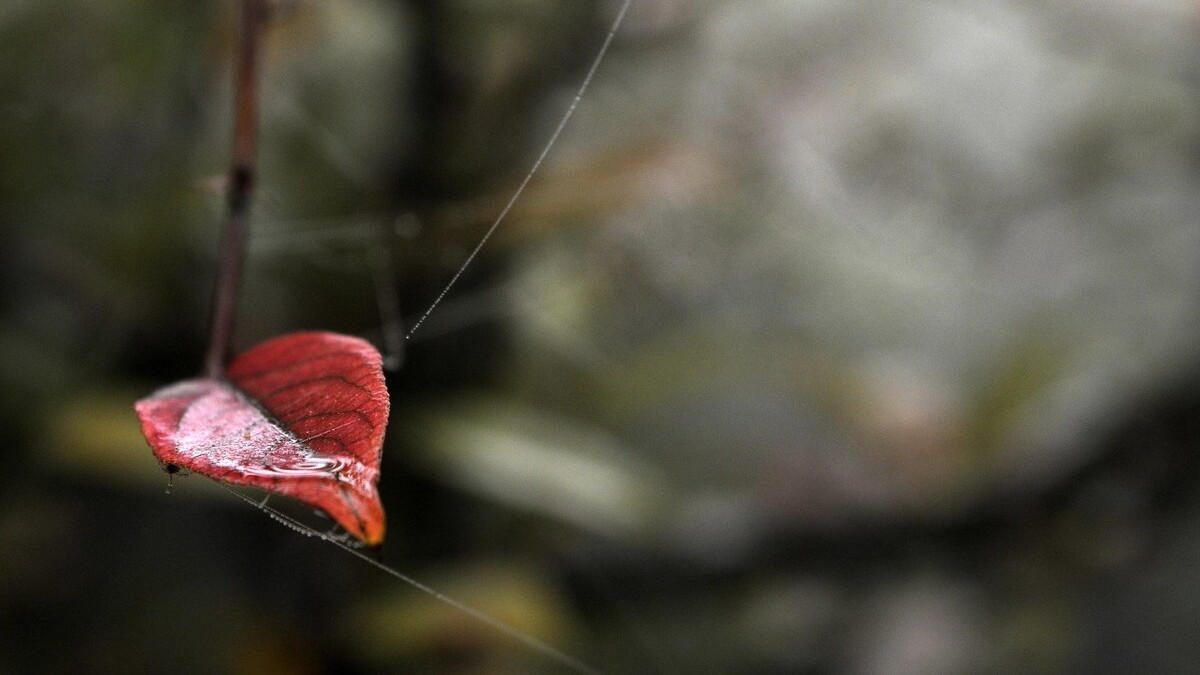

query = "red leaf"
135;332;390;545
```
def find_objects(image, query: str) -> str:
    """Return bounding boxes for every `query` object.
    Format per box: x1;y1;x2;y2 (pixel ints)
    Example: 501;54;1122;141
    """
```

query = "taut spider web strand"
219;484;607;675
405;0;635;339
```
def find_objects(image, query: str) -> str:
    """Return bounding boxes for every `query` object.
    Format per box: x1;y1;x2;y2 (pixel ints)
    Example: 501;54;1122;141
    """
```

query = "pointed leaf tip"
136;331;390;545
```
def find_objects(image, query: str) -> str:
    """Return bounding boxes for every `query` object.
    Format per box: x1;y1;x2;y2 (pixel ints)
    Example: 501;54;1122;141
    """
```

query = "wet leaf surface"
135;332;389;544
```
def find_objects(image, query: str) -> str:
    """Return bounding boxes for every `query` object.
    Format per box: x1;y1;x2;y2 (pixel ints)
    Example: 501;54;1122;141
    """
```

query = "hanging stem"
206;0;268;378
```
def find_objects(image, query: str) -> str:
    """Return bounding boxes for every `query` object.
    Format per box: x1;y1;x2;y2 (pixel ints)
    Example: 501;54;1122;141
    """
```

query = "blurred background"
4;0;1200;673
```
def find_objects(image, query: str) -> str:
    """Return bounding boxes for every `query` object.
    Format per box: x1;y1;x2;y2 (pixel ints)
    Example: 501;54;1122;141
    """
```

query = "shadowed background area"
3;1;1200;673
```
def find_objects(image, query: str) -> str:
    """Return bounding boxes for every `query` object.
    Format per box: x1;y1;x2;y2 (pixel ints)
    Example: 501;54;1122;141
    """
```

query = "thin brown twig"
206;0;268;378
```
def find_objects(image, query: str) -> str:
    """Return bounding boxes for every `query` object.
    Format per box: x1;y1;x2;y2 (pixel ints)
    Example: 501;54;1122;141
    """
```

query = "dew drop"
239;455;351;479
